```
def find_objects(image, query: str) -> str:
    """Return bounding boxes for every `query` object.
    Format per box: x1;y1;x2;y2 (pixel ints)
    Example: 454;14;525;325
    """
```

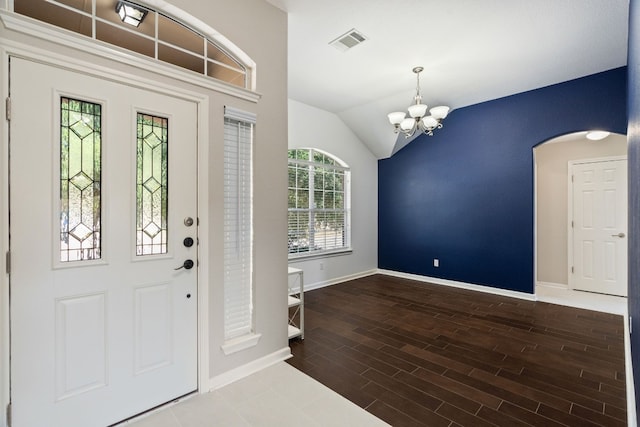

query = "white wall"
0;0;288;420
288;99;378;289
535;133;627;285
171;0;289;383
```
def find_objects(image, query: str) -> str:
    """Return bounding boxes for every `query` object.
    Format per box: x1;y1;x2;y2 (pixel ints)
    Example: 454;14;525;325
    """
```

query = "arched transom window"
14;0;252;89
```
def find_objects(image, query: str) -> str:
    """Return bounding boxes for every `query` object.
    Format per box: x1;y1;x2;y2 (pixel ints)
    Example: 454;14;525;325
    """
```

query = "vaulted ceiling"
265;0;629;158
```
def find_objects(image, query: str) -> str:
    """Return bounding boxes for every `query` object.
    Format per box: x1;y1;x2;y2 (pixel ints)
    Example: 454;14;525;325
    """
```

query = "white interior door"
570;158;627;296
9;57;198;427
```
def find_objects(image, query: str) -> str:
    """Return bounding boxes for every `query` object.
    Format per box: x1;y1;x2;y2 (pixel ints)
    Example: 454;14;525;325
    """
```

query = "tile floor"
535;282;627;315
122;361;389;427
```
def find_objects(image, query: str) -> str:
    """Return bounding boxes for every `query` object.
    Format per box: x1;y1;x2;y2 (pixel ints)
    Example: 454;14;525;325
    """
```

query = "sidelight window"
223;107;256;342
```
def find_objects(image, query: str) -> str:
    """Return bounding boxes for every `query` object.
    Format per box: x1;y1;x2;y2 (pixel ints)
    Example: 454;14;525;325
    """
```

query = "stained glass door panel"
60;97;102;262
136;113;169;255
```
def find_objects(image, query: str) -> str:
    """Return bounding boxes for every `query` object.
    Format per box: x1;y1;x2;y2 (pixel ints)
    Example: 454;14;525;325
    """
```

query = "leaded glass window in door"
136;113;169;255
60;97;102;262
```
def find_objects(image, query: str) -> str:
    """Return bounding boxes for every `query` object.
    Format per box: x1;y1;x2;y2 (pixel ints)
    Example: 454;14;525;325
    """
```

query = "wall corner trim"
377;269;538;302
624;311;638;427
208;347;291;391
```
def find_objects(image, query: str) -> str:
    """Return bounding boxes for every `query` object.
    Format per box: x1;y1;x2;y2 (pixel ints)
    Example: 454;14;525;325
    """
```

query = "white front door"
9;57;198;426
570;158;627;297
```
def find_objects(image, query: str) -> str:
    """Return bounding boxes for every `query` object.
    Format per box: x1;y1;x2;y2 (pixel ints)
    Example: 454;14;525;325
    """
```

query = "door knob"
611;232;626;238
175;259;194;270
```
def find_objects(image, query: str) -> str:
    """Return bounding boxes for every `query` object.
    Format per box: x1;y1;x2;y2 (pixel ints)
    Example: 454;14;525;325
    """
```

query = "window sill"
288;248;353;262
221;333;262;355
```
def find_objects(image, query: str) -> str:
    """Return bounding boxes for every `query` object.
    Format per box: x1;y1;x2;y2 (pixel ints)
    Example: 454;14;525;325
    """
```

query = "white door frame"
0;40;9;427
0;39;212;421
567;155;628;293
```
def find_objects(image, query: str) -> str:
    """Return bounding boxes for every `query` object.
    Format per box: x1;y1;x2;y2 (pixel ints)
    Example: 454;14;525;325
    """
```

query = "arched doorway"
534;131;627;313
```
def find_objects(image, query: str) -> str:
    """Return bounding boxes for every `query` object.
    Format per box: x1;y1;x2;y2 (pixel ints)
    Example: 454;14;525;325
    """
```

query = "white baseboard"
624;314;638;427
208;347;292;391
304;269;378;292
377;269;537;302
536;281;568;289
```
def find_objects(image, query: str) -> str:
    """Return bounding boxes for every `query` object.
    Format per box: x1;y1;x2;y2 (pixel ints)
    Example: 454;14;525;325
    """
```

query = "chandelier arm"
402;124;416;138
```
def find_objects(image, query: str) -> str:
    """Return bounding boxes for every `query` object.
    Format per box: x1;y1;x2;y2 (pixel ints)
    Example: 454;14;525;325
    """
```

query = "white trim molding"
377;269;538;301
536;281;568;289
220;333;262;356
209;347;291;391
624;312;638;427
0;12;261;103
196;95;211;394
0;43;8;427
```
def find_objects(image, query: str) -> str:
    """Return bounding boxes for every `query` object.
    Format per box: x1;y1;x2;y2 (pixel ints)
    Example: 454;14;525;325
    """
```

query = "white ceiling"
264;0;629;158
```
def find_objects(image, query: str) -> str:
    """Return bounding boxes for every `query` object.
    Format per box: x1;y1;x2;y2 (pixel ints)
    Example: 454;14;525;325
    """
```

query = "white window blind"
288;148;351;258
223;107;255;340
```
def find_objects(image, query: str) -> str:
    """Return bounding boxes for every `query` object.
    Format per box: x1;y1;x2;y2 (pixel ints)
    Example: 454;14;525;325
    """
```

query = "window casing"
288;149;351;258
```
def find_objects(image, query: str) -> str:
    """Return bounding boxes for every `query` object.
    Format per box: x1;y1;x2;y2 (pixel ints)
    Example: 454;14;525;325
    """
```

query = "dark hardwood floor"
286;274;627;427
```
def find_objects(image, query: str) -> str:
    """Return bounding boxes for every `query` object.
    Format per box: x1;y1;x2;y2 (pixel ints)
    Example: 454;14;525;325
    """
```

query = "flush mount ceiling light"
116;1;148;27
586;130;610;141
388;66;450;138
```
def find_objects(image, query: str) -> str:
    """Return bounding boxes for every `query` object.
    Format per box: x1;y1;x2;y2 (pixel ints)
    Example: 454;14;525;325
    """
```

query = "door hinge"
631;316;633;335
6;402;11;427
571;175;574;183
5;97;10;121
571;266;574;274
571;220;574;228
5;251;10;275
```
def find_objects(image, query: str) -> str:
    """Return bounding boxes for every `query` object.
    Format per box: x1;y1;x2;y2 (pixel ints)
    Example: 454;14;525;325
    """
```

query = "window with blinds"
288;149;351;258
223;108;255;341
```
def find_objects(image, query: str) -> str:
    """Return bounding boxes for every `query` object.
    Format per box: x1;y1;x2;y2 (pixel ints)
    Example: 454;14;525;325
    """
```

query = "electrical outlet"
433;259;439;267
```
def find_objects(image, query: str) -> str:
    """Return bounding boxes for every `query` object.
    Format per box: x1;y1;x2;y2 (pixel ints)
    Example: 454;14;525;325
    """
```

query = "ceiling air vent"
329;29;367;52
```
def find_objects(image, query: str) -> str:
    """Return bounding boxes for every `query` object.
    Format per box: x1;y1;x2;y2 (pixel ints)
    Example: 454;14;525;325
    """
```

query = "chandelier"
387;66;450;138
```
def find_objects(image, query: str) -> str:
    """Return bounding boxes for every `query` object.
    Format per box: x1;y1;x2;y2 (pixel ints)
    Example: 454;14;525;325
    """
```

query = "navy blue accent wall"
379;68;627;294
627;0;640;416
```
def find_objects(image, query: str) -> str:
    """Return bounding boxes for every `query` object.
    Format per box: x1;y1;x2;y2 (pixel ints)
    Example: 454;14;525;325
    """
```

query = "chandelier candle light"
388;66;450;138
